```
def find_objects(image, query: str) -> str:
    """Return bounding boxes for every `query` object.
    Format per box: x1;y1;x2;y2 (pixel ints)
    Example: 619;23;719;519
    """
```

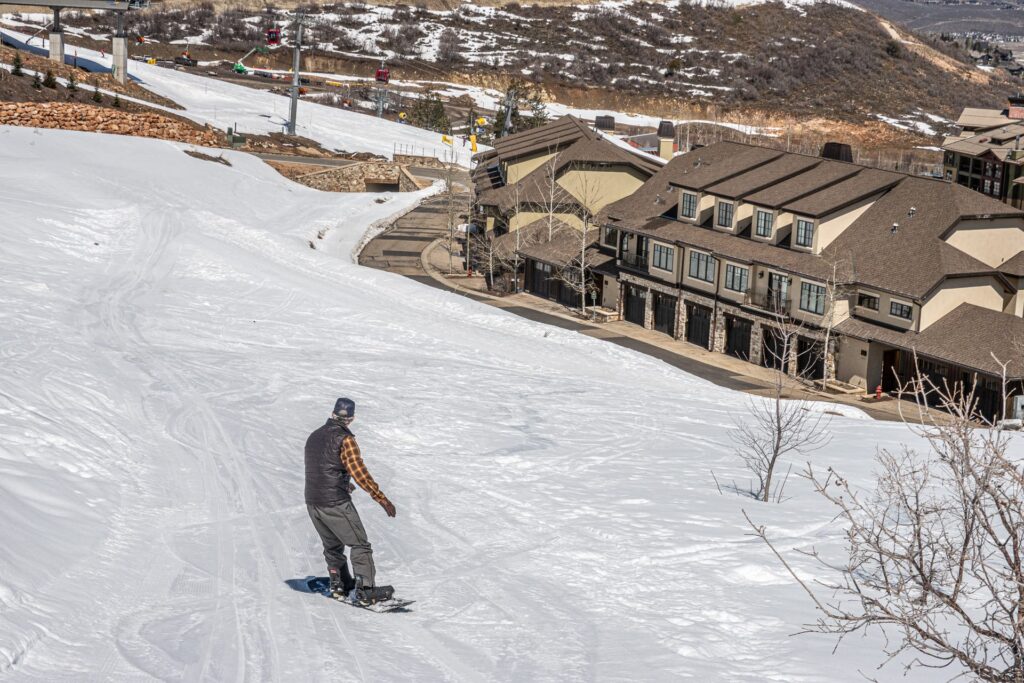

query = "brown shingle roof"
744;160;860;208
825;178;1018;298
666;142;783;192
837;304;1024;378
490;115;596;161
601;142;779;227
518;226;602;268
943;124;1024;166
704;154;822;200
998;251;1024;277
783;168;902;218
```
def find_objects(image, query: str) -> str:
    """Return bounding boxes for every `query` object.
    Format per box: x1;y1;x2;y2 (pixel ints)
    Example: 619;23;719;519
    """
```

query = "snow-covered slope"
0;28;476;165
0;126;949;680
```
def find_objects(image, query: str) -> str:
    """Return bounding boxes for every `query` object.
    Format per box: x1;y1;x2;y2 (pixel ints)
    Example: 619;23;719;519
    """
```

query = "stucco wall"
836;336;871;389
919;275;1008;330
557;166;647;213
506;151;557;185
945;217;1024;268
851;287;918;331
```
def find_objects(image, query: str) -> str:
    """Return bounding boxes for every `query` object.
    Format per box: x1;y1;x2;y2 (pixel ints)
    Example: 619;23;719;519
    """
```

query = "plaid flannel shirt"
339;435;385;503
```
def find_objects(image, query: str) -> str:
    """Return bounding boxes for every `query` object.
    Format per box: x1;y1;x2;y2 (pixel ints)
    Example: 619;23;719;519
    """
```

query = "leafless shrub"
731;314;831;502
747;361;1024;680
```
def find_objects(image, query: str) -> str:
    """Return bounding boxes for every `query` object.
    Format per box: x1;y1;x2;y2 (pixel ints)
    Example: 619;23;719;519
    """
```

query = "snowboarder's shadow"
284;576;326;593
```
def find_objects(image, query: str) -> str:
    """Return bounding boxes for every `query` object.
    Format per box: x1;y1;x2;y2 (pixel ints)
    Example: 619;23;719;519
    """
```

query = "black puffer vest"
304;418;353;506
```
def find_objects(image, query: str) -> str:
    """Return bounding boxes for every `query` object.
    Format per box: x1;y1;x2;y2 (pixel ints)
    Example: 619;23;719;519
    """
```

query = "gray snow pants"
307;501;376;586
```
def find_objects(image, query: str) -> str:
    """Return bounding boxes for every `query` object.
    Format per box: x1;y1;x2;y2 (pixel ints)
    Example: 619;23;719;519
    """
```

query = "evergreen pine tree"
31;72;41;89
42;69;57;89
91;84;102;103
67;70;78;94
12;52;23;77
112;94;121;108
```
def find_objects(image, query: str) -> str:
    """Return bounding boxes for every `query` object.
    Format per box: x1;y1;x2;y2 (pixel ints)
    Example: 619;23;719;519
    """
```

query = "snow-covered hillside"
0;28;477;165
0;126;959;680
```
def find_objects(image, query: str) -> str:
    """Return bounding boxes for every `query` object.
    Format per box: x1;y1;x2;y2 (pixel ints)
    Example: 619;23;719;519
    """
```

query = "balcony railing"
744;291;791;315
618;252;649;273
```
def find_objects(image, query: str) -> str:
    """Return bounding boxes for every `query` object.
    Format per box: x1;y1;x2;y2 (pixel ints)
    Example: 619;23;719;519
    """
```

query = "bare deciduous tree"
731;313;831;502
747;361;1024;680
554;163;602;316
818;253;856;391
533;150;569;240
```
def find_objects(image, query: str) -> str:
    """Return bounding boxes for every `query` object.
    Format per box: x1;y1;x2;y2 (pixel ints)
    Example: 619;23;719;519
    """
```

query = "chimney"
821;141;854;162
595;115;615;132
1009;93;1024;121
657;120;675;161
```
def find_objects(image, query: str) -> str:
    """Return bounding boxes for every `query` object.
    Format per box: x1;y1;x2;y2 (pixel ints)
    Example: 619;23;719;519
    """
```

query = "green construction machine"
233;45;269;74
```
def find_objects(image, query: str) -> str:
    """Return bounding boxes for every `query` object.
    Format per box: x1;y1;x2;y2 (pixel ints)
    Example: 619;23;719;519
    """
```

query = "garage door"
685;302;712;348
724;316;752;360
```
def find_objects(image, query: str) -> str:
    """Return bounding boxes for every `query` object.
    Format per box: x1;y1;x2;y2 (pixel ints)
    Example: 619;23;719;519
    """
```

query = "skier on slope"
305;398;397;605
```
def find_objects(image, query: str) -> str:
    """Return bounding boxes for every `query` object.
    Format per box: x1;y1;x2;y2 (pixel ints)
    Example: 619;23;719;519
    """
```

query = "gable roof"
824;178;1016;298
488;115;596;162
478;135;659;213
943;123;1024;165
837;304;1024;379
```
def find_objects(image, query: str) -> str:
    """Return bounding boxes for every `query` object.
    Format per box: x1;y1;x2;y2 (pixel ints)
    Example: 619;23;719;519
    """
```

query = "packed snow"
0;126;979;680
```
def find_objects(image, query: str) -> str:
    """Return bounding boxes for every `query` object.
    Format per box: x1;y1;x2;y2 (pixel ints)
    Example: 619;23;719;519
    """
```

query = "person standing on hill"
305;398;397;605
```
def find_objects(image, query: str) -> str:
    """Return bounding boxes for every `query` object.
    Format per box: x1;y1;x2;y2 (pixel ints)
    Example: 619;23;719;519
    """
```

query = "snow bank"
0;126;973;680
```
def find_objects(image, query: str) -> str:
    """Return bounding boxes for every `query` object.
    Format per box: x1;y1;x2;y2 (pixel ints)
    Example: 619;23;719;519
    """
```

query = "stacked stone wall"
0;102;219;146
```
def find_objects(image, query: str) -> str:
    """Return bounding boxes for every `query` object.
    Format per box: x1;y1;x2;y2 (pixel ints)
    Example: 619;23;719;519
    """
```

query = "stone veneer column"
749;320;764;366
787;337;800;378
824;337;837;382
643;289;654;329
674;296;687;340
711;309;726;353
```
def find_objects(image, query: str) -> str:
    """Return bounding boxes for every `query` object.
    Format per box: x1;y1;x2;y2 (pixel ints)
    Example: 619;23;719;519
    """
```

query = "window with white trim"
688;251;715;282
795;219;815;248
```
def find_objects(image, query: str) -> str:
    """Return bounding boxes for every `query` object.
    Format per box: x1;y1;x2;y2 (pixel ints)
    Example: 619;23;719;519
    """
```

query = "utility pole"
287;12;303;136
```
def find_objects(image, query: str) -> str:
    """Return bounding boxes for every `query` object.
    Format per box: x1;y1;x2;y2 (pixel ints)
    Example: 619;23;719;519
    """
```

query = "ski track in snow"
0;127;1005;681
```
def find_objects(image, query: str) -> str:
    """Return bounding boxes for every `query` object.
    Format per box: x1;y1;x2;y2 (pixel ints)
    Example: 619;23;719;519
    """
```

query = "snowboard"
306;577;415;613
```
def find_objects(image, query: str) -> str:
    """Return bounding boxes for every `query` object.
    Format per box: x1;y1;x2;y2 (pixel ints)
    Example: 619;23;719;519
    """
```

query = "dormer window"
795;218;814;248
890;300;913;320
755;209;773;237
716;201;734;229
681;192;697;219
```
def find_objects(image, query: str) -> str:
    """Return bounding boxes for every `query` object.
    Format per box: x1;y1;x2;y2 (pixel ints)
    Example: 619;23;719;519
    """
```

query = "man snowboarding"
305;398;397;605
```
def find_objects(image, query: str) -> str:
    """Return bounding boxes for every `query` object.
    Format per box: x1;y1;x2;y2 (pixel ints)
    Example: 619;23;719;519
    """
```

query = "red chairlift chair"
375;65;390;83
266;27;281;46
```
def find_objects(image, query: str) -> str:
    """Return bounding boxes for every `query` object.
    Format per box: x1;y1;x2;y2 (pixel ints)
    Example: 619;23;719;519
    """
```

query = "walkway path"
360;198;908;422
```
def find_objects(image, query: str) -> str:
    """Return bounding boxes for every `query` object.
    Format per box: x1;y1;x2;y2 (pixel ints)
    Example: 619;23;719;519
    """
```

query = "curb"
350;180;444;264
419;238;507;301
